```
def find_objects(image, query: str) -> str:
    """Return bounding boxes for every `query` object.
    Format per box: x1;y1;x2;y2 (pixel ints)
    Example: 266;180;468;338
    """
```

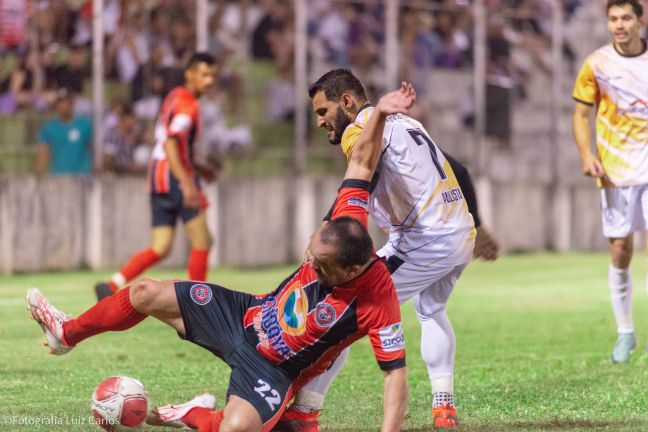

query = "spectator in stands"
133;73;165;120
434;10;472;68
347;3;381;91
170;18;196;67
131;41;181;104
102;105;147;175
251;0;292;60
485;17;516;148
310;0;350;66
34;90;93;176
400;7;441;127
53;44;88;95
0;49;50;114
109;10;150;84
148;6;175;63
200;84;251;156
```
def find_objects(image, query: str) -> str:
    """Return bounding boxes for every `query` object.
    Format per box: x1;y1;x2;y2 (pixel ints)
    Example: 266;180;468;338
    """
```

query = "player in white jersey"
572;0;648;364
274;69;498;431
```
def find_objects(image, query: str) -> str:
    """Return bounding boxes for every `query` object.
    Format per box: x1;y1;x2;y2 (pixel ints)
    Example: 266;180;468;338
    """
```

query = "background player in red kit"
27;83;416;432
95;53;218;301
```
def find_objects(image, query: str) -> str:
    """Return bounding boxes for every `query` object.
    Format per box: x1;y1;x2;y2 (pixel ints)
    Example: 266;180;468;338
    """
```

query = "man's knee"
189;226;212;250
197;231;213;251
220;413;260;432
129;278;164;313
610;238;633;268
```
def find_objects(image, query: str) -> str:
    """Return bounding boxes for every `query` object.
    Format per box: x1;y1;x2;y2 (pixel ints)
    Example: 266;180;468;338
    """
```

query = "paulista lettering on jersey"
261;296;296;359
442;187;464;204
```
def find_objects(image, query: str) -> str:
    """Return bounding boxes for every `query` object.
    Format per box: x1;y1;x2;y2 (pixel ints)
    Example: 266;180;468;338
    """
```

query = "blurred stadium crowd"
0;0;595;175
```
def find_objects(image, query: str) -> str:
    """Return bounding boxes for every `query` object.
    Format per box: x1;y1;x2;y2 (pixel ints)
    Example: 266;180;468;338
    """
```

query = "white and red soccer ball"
91;376;149;431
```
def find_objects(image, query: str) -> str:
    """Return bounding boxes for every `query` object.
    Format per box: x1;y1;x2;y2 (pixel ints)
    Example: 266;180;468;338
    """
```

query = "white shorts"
600;185;648;238
378;247;468;313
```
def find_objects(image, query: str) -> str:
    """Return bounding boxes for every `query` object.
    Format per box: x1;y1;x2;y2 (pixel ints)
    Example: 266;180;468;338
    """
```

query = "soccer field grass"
3;253;648;431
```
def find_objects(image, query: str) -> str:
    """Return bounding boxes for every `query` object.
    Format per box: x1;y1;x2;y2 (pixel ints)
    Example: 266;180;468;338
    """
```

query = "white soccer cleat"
26;288;72;355
147;393;216;430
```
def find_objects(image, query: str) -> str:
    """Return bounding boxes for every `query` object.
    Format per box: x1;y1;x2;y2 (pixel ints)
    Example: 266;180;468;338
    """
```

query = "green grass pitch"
3;253;648;431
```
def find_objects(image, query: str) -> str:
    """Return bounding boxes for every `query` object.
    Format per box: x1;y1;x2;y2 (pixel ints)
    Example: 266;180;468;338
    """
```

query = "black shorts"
174;281;294;428
150;176;202;227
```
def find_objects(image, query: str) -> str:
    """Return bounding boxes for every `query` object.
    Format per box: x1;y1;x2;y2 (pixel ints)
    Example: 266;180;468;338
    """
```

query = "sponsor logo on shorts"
314;303;336;327
347;197;368;209
378;323;405;352
190;284;212;305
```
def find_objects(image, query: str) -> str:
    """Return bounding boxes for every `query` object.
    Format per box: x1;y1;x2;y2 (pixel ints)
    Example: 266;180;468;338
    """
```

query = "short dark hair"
320;216;373;268
607;0;643;17
185;52;215;71
308;68;367;101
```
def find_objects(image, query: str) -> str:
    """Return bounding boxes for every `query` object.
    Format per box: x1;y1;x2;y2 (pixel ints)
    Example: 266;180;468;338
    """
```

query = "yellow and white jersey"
573;41;648;187
341;106;475;267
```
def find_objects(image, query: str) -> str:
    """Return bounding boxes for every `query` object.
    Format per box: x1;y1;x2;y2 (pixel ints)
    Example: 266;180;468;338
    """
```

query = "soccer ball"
91;376;149;431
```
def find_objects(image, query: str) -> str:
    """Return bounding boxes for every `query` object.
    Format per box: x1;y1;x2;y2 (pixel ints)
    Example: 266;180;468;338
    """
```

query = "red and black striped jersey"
243;181;406;384
148;86;200;193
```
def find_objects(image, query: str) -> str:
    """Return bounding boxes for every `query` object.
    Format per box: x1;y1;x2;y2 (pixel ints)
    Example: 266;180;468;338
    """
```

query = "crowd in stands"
0;0;587;175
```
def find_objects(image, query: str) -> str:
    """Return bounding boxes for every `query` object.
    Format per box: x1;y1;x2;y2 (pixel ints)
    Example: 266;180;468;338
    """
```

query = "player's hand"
181;181;201;209
376;82;416;116
581;152;605;178
473;226;500;261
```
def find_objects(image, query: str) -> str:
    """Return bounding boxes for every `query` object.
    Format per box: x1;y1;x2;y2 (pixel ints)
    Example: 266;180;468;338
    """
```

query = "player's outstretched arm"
381;366;408;432
345;82;416;182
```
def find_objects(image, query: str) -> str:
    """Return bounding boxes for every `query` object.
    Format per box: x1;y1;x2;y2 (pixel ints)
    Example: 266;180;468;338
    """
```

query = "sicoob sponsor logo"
378;323;405;351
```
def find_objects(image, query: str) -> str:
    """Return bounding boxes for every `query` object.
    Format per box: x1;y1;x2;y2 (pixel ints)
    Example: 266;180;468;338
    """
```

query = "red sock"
182;408;223;432
188;248;209;281
109;248;161;292
62;287;147;346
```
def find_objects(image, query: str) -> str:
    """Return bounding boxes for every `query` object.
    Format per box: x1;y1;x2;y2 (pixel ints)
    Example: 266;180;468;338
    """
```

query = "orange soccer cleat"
432;403;458;429
273;407;321;432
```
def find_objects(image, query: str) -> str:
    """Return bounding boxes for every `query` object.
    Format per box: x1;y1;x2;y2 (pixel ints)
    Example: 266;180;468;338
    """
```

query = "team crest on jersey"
190;284;212;305
347;197;368;210
277;282;309;336
314;303;336;327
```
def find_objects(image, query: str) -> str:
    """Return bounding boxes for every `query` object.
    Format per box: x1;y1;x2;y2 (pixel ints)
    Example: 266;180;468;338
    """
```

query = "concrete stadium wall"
0;175;613;274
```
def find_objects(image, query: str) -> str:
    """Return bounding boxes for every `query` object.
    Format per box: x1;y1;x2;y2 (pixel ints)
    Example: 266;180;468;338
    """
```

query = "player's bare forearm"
381;366;408;432
572;102;605;178
164;139;192;185
345;83;416;182
572;104;593;159
164;138;199;208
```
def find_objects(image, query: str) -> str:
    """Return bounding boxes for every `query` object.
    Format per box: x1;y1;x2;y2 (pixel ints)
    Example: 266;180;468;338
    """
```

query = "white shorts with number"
601;185;648;238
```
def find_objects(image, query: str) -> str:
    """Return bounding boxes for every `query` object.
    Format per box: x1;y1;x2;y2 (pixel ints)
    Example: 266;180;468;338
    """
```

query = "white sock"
433;391;455;408
293;347;350;411
609;264;633;334
110;272;127;289
419;312;455;390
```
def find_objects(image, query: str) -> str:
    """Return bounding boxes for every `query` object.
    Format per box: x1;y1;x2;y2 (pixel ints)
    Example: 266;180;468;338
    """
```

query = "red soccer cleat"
432;403;458;429
273;407;321;432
